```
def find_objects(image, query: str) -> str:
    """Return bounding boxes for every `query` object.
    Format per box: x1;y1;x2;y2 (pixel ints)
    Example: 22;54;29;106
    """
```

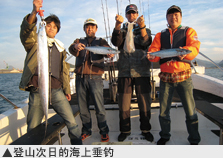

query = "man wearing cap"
111;4;153;142
69;18;113;142
147;5;201;145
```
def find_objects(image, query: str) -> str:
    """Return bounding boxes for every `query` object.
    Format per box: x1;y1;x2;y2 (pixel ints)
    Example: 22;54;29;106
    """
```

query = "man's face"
126;10;138;23
84;24;97;38
167;12;182;30
45;21;58;38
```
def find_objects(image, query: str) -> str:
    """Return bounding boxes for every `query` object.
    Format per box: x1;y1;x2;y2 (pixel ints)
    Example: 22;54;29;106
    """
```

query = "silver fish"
150;48;191;58
37;21;49;133
85;46;120;55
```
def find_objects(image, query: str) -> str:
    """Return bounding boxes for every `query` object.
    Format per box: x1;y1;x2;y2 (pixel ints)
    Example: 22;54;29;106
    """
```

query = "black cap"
166;5;182;15
125;4;138;14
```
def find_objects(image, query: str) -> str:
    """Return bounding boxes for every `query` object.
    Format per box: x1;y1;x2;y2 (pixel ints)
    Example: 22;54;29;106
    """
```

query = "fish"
85;46;120;55
149;48;192;58
37;20;49;134
123;22;135;53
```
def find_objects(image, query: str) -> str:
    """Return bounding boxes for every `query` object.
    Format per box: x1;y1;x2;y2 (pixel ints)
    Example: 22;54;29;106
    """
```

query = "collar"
47;37;65;52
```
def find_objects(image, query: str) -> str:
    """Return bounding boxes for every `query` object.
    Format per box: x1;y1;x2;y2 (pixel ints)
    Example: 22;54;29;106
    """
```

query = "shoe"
142;132;154;142
81;133;91;141
157;138;170;145
118;133;131;142
101;134;109;142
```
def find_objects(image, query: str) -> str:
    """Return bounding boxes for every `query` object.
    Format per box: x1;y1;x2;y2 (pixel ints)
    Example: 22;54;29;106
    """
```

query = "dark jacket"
111;23;152;77
69;37;109;76
75;37;104;69
160;26;189;65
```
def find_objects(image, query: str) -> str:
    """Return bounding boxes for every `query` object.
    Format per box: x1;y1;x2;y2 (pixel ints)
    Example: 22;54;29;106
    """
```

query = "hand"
75;43;85;52
178;54;186;60
115;14;124;24
32;0;43;14
146;51;155;60
65;94;71;101
136;15;145;28
178;47;186;60
107;54;114;58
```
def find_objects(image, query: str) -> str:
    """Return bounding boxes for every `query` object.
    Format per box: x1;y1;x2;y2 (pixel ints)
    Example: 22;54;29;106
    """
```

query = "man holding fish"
147;5;201;145
19;0;82;145
111;4;153;142
69;18;114;142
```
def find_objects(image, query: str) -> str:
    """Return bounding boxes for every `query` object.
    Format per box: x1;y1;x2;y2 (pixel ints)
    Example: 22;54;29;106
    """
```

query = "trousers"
27;87;82;145
118;77;152;133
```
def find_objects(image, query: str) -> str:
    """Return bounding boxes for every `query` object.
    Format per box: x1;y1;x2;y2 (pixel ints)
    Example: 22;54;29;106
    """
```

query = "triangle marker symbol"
3;148;12;157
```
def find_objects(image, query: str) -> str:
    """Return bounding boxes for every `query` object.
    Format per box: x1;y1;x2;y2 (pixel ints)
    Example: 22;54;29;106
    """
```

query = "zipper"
169;29;173;49
88;43;93;79
81;43;88;78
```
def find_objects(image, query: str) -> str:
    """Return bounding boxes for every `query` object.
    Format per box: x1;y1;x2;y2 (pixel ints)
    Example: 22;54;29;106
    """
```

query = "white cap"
84;18;98;27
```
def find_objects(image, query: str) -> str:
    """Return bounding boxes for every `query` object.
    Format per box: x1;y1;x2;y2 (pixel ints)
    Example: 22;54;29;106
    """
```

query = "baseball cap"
166;5;182;15
125;4;138;14
84;18;98;28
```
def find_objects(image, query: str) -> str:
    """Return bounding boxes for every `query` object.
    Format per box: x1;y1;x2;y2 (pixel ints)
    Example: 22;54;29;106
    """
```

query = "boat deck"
53;103;220;145
52;87;223;145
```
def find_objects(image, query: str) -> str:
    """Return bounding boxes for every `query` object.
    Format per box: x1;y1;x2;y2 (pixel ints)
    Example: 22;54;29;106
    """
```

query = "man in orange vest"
147;5;201;145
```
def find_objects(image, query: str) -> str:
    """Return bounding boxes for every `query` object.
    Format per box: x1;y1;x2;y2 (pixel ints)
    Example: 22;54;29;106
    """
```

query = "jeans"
27;87;82;145
159;77;201;144
76;75;109;135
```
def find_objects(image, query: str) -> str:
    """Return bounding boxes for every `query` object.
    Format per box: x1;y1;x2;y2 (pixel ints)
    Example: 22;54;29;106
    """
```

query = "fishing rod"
148;0;150;29
139;0;142;15
199;52;223;72
105;0;111;45
150;62;156;100
0;93;19;109
65;54;74;62
116;0;119;15
142;0;145;22
101;0;109;42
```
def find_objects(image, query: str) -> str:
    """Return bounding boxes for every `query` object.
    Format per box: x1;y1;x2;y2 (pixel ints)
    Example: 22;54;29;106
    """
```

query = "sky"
0;0;222;69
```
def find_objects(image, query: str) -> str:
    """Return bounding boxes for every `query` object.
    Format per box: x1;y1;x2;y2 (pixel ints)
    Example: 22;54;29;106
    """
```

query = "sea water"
205;68;223;81
0;69;223;114
0;73;29;114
